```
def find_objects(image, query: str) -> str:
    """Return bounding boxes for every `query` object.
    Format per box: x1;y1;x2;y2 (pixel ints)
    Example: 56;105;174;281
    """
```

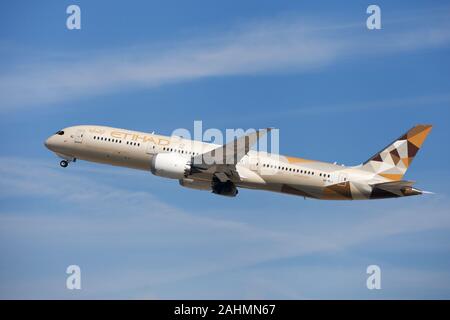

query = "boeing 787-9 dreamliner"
45;124;432;200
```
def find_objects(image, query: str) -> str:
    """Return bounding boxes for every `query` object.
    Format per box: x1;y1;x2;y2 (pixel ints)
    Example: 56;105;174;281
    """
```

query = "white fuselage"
44;125;403;200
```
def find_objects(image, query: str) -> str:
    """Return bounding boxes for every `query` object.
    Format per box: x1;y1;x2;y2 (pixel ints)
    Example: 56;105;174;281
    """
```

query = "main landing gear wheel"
60;160;69;168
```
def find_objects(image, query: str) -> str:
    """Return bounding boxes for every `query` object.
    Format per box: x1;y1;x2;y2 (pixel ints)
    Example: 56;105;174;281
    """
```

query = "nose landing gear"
59;158;75;168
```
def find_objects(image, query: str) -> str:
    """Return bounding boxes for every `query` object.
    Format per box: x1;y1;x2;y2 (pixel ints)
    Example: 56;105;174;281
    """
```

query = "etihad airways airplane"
44;124;432;200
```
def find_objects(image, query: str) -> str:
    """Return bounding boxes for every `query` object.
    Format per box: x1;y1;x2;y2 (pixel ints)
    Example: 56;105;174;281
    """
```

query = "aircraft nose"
44;136;56;151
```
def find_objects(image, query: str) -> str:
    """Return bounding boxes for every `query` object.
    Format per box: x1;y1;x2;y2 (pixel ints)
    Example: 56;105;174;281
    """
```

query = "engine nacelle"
211;178;238;197
179;178;212;190
150;153;190;179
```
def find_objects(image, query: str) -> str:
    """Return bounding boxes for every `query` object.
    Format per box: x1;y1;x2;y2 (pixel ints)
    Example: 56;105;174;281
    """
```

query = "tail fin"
361;124;432;180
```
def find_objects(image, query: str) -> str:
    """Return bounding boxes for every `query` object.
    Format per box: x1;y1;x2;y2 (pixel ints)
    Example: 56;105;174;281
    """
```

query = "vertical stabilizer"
361;124;432;180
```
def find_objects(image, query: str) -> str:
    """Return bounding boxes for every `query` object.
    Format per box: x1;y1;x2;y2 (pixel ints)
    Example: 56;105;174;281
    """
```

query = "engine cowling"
150;153;191;179
179;178;212;190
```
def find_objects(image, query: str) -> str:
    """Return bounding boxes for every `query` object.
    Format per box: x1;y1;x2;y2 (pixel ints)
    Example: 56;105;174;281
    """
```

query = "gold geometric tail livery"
44;123;433;200
361;124;433;181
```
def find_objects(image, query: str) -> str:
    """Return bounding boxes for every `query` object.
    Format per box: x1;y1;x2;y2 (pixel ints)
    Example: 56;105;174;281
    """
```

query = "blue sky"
1;0;450;299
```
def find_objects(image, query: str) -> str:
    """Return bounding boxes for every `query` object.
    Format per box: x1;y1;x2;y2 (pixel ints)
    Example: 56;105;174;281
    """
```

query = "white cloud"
0;14;449;111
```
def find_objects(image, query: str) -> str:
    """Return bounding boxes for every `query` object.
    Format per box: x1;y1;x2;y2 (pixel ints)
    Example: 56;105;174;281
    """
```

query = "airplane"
44;124;432;200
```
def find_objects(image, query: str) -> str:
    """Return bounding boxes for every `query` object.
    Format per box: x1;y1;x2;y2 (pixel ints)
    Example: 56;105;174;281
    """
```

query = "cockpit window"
55;130;65;135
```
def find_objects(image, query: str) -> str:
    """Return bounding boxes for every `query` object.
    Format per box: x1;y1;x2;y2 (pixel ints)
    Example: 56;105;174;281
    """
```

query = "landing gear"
60;160;68;168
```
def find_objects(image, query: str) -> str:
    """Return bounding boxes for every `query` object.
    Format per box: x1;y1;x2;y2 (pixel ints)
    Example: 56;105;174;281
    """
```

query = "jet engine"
211;177;238;197
150;153;191;179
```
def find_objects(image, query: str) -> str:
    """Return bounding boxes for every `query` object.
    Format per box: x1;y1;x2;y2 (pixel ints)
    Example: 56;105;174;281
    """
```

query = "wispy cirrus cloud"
1;156;450;298
234;92;450;123
1;12;450;111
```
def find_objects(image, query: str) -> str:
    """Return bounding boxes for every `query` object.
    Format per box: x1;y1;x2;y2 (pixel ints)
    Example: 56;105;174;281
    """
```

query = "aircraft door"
249;155;258;171
74;129;84;143
146;140;157;154
337;173;348;185
330;172;348;185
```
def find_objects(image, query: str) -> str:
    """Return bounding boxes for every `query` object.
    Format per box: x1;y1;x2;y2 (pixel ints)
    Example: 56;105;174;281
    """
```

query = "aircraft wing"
190;128;271;182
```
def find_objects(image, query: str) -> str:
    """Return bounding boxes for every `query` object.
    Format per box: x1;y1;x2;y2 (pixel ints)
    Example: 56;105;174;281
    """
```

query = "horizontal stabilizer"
371;180;421;196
